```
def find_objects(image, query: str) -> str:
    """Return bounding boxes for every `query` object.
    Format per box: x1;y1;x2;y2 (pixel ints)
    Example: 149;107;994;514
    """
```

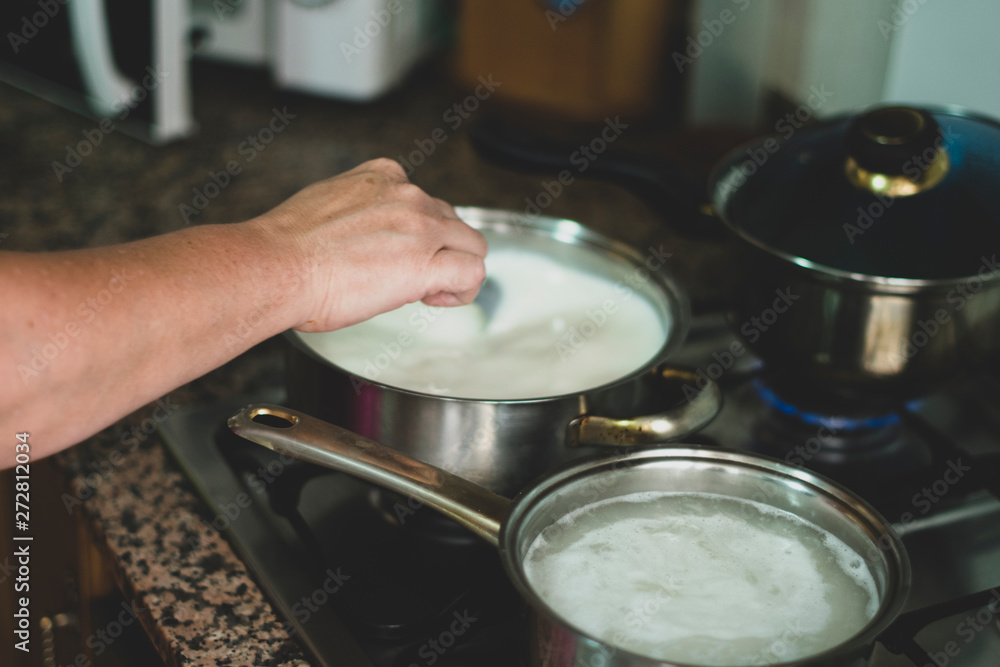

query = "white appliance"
190;0;443;102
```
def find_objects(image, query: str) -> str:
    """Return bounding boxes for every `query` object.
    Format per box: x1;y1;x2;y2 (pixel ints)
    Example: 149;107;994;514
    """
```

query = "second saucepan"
229;404;910;667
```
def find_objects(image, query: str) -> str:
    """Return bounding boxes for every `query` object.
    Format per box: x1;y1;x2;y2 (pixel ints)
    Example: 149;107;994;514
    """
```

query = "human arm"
0;159;487;463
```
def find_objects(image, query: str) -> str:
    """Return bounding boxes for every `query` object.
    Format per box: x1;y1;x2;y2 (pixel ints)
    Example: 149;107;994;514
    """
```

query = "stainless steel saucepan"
229;404;910;667
284;207;720;497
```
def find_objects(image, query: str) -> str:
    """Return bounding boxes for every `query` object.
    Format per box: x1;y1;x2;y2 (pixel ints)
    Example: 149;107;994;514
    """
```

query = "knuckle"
393;182;428;203
470;258;487;283
364;157;407;180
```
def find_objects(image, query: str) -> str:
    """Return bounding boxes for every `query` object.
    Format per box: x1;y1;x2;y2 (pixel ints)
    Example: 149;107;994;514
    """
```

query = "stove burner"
752;378;902;431
744;376;933;495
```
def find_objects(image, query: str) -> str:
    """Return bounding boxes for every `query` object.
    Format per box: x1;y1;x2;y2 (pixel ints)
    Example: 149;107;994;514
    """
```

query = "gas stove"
162;314;1000;667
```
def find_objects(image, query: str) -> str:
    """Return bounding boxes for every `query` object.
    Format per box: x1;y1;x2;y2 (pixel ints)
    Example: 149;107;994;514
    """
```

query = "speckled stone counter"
2;60;736;665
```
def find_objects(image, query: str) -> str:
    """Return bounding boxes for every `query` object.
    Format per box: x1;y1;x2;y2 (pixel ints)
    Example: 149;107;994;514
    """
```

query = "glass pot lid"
710;105;1000;282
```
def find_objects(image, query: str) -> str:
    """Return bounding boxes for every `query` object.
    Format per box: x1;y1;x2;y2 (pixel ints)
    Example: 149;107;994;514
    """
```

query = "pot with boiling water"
230;405;911;667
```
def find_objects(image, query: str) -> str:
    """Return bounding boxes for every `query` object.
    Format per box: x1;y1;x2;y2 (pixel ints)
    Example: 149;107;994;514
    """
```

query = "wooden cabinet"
453;0;678;121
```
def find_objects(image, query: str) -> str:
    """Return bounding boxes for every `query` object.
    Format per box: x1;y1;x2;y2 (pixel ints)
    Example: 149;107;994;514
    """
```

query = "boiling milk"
523;492;879;665
296;249;668;399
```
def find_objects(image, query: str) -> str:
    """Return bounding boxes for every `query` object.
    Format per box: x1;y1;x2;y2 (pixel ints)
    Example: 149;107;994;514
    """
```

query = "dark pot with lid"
711;105;1000;397
471;105;1000;399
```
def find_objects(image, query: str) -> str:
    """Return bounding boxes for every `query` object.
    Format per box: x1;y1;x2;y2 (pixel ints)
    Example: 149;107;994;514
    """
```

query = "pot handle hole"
566;369;721;448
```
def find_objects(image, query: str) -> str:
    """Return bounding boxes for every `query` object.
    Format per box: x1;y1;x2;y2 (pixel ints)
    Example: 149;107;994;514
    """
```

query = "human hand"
251;159;488;333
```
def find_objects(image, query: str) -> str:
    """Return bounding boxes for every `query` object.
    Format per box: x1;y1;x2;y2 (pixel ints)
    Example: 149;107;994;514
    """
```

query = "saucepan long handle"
228;404;511;547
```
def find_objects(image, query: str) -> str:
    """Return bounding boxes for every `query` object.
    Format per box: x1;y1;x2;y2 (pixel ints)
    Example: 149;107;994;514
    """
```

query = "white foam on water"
296;249;668;399
523;491;880;665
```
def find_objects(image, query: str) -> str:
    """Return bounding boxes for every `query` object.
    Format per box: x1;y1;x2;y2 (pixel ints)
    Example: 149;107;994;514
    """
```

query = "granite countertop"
2;61;735;665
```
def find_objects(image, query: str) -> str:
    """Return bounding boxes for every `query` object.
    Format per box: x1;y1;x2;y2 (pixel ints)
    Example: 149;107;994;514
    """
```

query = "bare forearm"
0;159;487;464
0;220;301;459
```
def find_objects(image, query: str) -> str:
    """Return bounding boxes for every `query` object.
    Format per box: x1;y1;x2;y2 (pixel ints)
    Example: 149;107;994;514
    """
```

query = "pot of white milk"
230;405;911;667
285;207;721;496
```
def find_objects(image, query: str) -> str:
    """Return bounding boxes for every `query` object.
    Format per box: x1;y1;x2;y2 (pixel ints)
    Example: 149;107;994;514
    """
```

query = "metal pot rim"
714;209;1000;293
498;446;912;666
287;207;692;403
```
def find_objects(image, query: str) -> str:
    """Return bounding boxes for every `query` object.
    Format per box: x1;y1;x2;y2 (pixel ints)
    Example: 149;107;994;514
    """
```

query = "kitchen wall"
684;0;997;128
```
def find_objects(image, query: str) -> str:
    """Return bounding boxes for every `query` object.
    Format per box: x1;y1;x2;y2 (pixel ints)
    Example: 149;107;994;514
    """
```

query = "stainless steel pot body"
285;207;720;497
722;236;1000;398
230;405;911;667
